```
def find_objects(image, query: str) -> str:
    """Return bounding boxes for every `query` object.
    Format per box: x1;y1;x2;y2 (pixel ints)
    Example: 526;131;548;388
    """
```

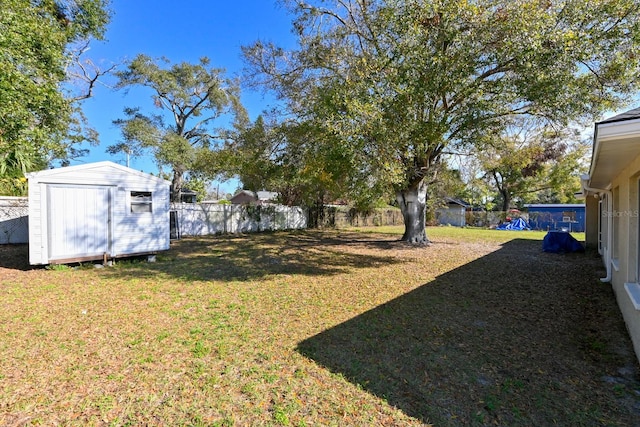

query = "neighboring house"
176;189;197;203
230;190;256;205
230;190;278;205
580;106;640;363
27;161;171;265
524;204;585;232
436;198;469;227
257;191;279;204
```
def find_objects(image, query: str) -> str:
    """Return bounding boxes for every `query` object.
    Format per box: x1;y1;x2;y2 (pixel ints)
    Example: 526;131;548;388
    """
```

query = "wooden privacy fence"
171;203;307;237
0;197;28;244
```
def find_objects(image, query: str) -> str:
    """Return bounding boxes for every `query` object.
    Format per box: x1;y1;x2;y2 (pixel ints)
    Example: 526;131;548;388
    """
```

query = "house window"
131;191;152;213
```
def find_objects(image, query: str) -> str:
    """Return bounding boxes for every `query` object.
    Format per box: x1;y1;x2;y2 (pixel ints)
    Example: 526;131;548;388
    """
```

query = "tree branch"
67;41;118;102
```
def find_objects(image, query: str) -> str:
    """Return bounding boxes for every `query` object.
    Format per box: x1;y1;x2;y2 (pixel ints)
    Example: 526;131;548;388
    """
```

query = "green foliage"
0;0;110;195
218;115;357;207
112;55;247;201
241;205;278;224
217;115;279;192
244;0;640;240
424;163;470;218
45;264;72;271
479;123;588;210
0;140;46;195
273;405;291;425
182;176;208;202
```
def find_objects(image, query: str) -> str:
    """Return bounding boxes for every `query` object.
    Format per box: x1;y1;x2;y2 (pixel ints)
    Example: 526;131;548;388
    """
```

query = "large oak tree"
244;0;640;244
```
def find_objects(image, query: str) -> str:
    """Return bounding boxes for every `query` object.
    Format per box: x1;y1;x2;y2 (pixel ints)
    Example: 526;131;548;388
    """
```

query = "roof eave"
588;117;640;189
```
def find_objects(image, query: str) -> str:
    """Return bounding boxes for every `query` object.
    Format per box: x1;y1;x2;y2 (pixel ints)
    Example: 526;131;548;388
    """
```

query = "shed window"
131;191;152;213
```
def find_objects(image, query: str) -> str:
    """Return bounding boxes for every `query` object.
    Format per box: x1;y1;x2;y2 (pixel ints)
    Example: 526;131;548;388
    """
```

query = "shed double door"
47;185;112;261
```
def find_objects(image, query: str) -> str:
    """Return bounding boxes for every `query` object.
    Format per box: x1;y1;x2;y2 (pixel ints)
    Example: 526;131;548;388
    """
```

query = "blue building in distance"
525;204;586;232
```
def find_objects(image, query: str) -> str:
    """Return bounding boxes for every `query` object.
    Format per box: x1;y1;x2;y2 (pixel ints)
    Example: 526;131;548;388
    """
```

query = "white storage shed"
27;161;170;265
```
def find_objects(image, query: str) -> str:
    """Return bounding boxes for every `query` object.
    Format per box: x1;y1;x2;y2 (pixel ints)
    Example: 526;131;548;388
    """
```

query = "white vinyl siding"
47;185;111;260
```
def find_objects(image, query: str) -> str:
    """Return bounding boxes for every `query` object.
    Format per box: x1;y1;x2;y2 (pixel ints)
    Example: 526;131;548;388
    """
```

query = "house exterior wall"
28;162;170;264
599;192;612;277
230;192;258;205
598;154;640;363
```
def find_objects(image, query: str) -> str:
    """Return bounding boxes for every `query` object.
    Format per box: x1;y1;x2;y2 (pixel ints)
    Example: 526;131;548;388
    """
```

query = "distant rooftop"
598;106;640;124
444;197;469;207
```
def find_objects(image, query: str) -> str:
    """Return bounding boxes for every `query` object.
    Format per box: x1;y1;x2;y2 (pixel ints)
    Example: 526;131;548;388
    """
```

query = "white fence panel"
0;197;29;244
171;203;308;237
0;200;308;245
175;203;226;235
286;206;307;229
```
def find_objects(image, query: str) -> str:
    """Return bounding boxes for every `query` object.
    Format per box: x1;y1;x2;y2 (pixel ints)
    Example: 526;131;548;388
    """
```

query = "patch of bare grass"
0;229;637;426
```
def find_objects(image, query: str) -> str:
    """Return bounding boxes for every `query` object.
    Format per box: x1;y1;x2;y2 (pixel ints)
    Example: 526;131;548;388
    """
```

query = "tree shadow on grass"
0;244;31;271
297;239;640;426
102;230;409;282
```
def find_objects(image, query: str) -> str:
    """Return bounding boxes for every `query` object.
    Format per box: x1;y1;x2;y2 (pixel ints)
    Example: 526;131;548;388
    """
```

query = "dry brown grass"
0;228;638;426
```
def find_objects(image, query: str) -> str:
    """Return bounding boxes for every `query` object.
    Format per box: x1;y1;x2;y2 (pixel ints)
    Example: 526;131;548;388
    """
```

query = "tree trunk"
171;170;184;203
500;188;510;212
396;180;430;245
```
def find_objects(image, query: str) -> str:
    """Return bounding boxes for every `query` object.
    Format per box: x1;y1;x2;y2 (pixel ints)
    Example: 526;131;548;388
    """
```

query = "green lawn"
0;228;634;426
345;225;586;243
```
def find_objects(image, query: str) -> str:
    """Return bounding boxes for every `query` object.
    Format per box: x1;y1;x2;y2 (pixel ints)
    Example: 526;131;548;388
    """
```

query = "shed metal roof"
26;161;170;184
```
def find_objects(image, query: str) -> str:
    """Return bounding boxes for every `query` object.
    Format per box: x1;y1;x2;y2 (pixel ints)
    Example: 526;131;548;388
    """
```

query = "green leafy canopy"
0;0;111;195
111;55;247;201
244;0;640;241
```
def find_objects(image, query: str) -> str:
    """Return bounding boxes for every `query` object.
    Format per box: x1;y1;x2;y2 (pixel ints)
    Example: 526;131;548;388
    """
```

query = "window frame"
130;191;153;213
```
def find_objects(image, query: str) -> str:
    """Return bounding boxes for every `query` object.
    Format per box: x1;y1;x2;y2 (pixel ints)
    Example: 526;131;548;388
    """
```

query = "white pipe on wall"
581;176;612;283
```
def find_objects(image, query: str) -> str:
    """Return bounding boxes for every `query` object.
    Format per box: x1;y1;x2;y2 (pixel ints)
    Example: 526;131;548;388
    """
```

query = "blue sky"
73;0;297;195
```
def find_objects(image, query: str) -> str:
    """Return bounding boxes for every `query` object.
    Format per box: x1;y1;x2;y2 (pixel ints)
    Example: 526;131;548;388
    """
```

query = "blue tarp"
542;231;584;253
496;218;531;231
